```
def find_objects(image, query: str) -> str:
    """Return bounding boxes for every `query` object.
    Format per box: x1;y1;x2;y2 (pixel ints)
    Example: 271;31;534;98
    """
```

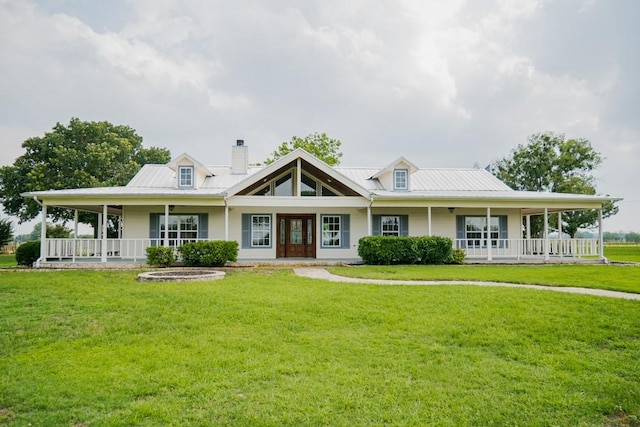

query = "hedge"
358;235;459;265
146;246;175;267
178;240;239;267
16;241;41;267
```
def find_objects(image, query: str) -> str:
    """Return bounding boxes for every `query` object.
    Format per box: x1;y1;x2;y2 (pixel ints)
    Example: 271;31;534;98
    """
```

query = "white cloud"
0;0;638;231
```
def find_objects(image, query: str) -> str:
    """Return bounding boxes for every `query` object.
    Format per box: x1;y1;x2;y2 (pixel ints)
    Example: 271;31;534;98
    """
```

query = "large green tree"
0;118;171;228
491;132;618;237
264;132;343;166
0;217;13;248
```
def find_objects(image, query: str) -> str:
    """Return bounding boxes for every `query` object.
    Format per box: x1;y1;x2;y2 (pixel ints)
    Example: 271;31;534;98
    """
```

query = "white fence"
454;238;600;259
43;237;601;262
44;238;209;262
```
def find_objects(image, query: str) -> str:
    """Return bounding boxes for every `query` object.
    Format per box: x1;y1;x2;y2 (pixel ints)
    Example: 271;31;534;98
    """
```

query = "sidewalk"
293;268;640;301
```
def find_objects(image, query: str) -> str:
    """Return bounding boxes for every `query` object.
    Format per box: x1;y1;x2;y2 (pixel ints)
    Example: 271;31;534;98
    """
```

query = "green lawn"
606;245;640;263
329;264;640;294
1;269;639;426
0;253;16;268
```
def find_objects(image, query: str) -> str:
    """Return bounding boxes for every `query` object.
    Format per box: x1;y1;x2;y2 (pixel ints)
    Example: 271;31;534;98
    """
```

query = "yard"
1;266;639;426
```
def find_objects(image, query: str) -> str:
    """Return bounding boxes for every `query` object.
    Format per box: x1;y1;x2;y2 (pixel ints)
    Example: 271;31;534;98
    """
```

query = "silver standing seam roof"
21;155;621;205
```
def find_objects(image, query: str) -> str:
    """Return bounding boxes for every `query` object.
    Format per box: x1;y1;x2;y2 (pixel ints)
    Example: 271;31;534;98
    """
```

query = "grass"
606;245;640;263
329;264;640;294
0;254;16;268
1;269;639;426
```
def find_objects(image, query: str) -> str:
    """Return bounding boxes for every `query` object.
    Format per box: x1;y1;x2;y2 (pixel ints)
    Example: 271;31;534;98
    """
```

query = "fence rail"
44;238;210;262
43;237;602;262
454;238;600;259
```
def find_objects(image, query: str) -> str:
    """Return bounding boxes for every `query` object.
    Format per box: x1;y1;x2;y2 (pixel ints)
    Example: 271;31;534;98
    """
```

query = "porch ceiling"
54;204;124;215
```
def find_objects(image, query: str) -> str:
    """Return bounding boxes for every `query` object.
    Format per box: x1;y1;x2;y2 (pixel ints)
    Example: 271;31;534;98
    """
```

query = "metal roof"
22;153;621;205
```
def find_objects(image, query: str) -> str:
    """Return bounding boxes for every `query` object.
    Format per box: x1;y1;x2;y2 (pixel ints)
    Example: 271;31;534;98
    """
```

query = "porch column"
97;213;102;242
296;158;302;197
367;202;372;236
224;199;229;241
486;207;492;261
164;204;170;247
101;204;108;262
525;214;531;255
557;212;563;258
598;207;604;260
543;208;549;261
39;202;47;265
427;206;432;236
73;209;79;263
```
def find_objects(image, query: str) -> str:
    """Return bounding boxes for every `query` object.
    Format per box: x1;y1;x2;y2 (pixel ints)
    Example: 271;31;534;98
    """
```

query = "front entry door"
276;214;316;258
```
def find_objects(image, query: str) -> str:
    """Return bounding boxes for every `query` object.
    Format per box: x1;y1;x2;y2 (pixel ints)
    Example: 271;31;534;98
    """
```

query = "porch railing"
454;238;601;259
43;238;210;262
43;237;602;262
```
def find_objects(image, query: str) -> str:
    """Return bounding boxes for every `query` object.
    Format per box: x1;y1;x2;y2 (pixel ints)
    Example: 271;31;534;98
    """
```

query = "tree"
0;118;171;229
0;217;13;248
492;132;618;237
264;132;343;166
603;231;623;243
625;232;640;243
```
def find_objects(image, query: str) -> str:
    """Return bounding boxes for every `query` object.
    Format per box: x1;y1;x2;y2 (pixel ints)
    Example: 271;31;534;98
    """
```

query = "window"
274;173;293;196
394;169;408;190
158;214;200;247
301;173;317;196
381;216;400;236
458;216;506;248
372;215;408;236
178;166;194;188
251;215;271;247
322;215;341;247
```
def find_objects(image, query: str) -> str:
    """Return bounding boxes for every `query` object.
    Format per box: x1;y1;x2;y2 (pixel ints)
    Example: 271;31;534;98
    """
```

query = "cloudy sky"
1;0;638;233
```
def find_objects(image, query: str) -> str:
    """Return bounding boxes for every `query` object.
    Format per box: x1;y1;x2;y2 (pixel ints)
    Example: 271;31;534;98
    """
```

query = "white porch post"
74;209;79;237
73;209;79;262
525;214;531;255
97;213;103;242
486;207;492;261
427;206;432;236
296;158;301;197
224;199;229;241
39;202;47;264
164;204;170;247
598;207;604;260
557;212;563;258
543;208;549;261
367;201;372;236
101;204;108;262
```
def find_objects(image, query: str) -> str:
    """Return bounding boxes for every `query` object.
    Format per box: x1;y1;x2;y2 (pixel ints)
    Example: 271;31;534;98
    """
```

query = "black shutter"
149;213;160;246
456;216;466;249
400;215;409;237
372;215;381;236
241;214;250;248
341;215;350;249
499;215;508;248
198;214;208;239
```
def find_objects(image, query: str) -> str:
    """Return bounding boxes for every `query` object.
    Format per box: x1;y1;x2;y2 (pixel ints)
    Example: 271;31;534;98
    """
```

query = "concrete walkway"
293;268;640;301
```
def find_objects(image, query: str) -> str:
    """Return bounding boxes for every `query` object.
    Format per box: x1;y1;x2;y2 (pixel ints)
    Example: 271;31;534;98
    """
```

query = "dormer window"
179;166;194;188
394;169;408;191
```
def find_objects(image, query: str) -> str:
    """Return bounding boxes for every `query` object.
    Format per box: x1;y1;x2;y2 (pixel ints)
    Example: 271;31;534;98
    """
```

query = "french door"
276;214;316;258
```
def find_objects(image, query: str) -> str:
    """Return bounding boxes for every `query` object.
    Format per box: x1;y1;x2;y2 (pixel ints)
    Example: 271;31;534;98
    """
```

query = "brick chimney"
231;139;248;174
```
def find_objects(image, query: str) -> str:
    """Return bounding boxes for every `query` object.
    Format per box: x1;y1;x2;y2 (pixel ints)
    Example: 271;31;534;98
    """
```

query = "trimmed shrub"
16;241;40;267
447;248;466;264
179;241;239;267
146;246;175;267
415;236;453;265
358;235;455;265
358;236;417;265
